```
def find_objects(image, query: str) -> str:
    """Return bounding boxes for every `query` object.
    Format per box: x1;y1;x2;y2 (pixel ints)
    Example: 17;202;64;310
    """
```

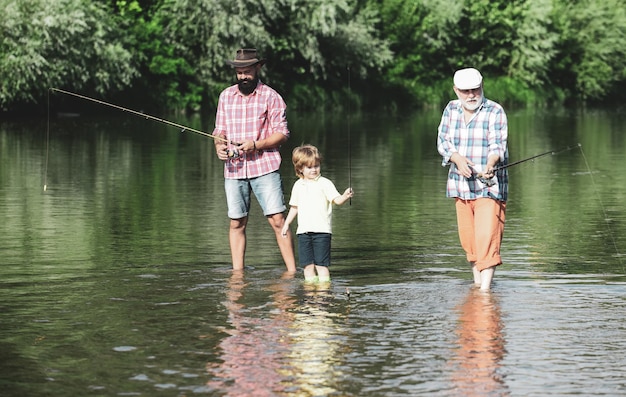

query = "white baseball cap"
453;68;483;90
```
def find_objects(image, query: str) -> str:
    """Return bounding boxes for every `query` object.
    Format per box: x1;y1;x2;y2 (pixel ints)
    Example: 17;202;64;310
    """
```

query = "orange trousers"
455;198;506;271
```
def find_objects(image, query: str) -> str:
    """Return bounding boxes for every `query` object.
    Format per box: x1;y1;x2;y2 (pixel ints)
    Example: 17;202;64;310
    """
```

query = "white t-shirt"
288;176;341;234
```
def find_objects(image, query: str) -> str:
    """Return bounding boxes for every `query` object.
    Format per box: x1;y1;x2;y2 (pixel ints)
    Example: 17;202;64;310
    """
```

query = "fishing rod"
49;88;232;144
44;88;241;191
475;144;581;185
493;143;581;173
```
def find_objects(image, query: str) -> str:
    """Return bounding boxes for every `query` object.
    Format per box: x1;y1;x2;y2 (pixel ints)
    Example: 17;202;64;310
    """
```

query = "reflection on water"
1;108;625;396
285;282;349;396
207;273;351;397
449;288;508;397
207;271;297;396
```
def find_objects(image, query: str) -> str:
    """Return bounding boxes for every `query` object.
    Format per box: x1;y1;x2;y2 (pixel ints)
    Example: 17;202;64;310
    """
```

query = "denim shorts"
224;171;286;219
298;232;332;267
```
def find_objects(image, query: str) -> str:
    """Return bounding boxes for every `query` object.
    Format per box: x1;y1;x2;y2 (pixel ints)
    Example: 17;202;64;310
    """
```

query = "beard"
237;76;259;96
458;93;483;111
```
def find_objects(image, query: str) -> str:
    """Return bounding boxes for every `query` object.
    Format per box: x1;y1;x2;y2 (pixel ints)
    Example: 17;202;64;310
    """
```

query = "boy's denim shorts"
224;171;286;219
298;232;332;267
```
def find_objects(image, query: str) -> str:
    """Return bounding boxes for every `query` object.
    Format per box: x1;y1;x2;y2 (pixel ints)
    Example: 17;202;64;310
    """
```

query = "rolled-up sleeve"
213;90;228;137
487;108;508;162
437;103;457;166
267;92;289;138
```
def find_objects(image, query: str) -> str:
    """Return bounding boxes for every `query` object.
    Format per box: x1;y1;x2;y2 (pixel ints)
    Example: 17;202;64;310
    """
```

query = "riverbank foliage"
1;0;625;113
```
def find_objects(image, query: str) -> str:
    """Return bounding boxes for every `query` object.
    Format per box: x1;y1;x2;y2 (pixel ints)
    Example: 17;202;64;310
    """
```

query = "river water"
1;105;625;396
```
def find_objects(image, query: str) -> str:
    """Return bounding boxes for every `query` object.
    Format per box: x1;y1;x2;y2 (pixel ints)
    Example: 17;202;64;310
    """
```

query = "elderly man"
437;67;509;291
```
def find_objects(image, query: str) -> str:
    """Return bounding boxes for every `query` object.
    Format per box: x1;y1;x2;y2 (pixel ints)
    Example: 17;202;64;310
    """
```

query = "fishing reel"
477;175;497;187
469;165;497;187
227;149;240;159
225;141;244;159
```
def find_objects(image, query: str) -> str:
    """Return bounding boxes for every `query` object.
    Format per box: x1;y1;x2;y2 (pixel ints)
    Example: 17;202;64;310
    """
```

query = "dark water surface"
1;106;625;396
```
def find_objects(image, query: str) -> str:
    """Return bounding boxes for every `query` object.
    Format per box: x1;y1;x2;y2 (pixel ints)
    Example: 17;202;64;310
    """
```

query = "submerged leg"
303;264;317;282
471;262;481;285
316;265;330;282
479;266;496;291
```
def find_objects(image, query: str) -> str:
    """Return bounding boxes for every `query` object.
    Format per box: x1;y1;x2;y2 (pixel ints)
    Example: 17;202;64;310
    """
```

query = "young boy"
281;145;353;283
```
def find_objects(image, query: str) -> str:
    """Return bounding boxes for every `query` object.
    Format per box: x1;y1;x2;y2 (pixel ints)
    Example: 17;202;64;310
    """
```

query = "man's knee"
266;213;285;228
230;217;247;230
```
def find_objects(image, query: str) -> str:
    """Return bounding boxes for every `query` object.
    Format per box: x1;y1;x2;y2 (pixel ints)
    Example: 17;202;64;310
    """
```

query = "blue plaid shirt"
437;98;508;201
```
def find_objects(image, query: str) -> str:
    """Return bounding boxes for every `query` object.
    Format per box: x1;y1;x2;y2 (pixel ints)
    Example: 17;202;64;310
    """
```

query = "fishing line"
347;66;352;205
577;144;624;269
48;88;230;143
44;88;237;191
475;143;622;268
43;90;51;191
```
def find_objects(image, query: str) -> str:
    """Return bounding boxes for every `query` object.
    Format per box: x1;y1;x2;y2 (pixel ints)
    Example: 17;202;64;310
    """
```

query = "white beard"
460;95;482;111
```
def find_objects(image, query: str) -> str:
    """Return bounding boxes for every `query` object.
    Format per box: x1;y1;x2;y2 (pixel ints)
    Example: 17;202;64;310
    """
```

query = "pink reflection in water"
206;271;296;396
449;288;509;396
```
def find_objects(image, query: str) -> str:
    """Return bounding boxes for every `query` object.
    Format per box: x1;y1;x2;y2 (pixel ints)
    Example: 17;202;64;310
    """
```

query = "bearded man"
213;48;296;273
437;68;509;291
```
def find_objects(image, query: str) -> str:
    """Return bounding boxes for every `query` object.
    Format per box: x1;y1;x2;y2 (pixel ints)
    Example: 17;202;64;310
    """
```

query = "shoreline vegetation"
1;0;625;115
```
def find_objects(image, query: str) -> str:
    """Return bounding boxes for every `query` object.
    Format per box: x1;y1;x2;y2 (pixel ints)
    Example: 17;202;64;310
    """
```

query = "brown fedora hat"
226;48;266;68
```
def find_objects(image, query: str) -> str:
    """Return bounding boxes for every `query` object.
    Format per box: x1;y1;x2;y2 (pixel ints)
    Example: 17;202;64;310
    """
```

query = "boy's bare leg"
303;264;317;281
316;266;330;282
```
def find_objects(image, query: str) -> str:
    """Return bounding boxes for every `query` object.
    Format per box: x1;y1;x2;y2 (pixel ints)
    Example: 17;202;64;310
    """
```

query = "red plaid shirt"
213;80;290;179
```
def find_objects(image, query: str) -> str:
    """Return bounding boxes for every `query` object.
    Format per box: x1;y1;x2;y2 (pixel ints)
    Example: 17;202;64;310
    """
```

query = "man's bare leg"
471;262;481;285
479;266;496;291
268;213;296;272
229;217;248;271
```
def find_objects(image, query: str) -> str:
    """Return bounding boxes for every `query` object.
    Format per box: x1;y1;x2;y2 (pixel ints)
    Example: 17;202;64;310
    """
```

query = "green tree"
550;0;626;102
507;0;557;85
108;0;200;112
0;0;138;111
151;0;393;110
370;0;465;105
374;0;625;107
3;0;624;112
